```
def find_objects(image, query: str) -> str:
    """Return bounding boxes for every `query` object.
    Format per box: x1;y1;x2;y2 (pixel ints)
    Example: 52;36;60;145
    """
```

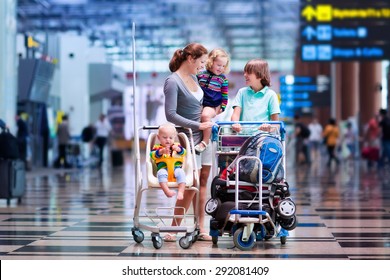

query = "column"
332;62;343;121
359;62;382;126
0;0;17;129
341;62;359;120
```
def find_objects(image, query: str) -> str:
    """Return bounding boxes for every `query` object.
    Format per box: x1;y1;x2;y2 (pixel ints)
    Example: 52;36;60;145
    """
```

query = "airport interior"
0;0;390;264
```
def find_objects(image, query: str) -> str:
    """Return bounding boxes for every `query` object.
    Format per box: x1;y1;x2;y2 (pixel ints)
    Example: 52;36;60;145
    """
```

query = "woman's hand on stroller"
199;121;214;131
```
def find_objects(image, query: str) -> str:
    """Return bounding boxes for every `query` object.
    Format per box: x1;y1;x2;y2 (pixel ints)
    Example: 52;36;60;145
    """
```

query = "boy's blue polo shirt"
231;86;281;121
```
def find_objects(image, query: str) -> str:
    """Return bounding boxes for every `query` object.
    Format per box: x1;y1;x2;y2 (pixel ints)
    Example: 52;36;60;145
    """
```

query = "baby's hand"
171;144;181;152
159;147;170;155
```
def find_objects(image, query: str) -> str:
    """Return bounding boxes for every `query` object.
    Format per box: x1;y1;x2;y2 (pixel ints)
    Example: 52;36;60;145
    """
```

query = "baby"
150;123;186;200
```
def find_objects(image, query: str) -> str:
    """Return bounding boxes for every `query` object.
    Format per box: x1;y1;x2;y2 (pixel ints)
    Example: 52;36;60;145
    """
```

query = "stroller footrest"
159;226;188;232
230;210;267;216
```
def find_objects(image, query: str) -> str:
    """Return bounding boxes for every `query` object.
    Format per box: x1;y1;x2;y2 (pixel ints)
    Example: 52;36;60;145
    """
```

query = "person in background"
150;123;186;200
378;108;390;169
323;118;340;167
195;48;230;154
54;115;71;168
362;114;380;169
15;113;29;167
341;121;357;161
308;117;323;163
164;42;213;241
94;114;112;167
0;118;5;129
230;58;280;133
294;114;311;165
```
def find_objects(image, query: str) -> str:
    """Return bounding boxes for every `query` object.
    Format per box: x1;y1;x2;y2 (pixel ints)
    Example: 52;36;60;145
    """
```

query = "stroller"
131;126;200;249
205;121;297;250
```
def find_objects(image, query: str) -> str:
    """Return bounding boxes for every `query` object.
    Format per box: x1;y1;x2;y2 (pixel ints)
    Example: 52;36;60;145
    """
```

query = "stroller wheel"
205;198;221;215
233;227;256;251
276;199;296;218
151;234;163;249
179;236;192;249
132;229;144;243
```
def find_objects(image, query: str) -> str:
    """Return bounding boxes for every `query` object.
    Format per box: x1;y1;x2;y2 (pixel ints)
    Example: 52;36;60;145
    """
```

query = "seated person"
150;123;186;200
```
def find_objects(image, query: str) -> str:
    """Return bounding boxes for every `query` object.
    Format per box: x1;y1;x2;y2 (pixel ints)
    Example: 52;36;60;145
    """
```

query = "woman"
164;43;213;241
323;118;340;167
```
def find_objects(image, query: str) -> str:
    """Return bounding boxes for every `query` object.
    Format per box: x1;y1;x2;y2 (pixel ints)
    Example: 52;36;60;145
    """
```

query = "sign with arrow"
279;75;330;118
300;0;390;61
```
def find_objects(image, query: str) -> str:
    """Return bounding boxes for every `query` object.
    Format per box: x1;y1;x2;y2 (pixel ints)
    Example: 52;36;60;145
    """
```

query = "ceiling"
16;0;300;70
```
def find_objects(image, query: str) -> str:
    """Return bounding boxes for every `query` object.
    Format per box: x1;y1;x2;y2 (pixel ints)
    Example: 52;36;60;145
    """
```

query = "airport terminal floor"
0;149;389;260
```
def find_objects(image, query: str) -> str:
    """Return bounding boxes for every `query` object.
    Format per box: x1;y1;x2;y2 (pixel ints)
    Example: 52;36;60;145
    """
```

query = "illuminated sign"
301;5;390;22
26;35;40;49
300;0;390;61
279;75;330;117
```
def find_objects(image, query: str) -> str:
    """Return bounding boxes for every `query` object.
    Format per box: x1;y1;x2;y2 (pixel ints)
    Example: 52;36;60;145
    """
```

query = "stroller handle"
142;125;192;131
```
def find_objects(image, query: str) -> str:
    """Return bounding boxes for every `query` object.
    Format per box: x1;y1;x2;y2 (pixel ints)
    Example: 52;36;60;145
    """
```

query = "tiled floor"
0;152;389;260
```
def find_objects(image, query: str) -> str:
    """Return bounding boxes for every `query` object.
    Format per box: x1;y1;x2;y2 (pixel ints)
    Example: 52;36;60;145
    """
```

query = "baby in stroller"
150;123;187;200
206;122;297;250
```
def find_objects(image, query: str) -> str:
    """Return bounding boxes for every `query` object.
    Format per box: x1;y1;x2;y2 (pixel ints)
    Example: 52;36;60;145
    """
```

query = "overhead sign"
280;75;330;117
300;0;390;61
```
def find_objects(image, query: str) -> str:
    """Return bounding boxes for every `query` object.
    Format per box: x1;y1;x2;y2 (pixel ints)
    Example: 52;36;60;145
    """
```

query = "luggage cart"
131;126;200;249
206;121;297;250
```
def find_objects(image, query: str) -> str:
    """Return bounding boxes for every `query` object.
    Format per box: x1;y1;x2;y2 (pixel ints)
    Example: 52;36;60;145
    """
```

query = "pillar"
341;62;359;120
359;62;382;126
332;62;343;121
0;0;17;130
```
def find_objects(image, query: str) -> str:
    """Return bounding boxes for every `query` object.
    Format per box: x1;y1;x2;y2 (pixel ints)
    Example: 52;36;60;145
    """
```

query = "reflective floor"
0;151;389;260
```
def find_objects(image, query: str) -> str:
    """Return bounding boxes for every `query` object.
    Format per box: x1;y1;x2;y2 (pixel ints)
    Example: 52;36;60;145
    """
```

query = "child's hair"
206;48;230;74
158;122;177;135
169;43;208;72
244;58;271;87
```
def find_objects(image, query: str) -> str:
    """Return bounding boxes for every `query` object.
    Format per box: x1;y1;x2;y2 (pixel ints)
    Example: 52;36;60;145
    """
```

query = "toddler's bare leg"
176;182;185;200
160;183;175;197
200;107;217;145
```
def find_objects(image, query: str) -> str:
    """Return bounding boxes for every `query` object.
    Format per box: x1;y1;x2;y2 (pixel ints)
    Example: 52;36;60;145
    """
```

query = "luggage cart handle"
214;121;285;139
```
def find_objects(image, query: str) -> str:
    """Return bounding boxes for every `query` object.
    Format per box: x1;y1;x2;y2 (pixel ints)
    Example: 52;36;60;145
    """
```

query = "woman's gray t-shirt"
164;72;203;145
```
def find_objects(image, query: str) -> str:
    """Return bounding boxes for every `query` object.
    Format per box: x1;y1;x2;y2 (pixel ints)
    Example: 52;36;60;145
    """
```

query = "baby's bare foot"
177;192;184;200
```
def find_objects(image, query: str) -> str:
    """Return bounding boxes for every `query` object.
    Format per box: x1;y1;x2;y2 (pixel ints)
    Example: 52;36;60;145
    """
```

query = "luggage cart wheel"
212;236;218;245
152;234;163;249
132;229;144;243
179;236;192;249
233;228;256;251
280;236;287;245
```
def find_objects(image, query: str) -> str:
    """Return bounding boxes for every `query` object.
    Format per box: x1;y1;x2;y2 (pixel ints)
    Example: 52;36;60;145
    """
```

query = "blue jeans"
157;168;186;184
379;140;390;168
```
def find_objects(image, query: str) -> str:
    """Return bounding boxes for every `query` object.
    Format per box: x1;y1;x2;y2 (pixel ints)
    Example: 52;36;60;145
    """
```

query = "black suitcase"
0;159;26;205
111;150;124;167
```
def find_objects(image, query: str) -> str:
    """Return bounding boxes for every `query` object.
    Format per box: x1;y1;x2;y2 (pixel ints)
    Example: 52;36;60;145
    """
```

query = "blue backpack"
228;132;283;184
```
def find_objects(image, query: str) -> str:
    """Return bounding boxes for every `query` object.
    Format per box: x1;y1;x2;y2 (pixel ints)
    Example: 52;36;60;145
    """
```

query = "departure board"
300;0;390;61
